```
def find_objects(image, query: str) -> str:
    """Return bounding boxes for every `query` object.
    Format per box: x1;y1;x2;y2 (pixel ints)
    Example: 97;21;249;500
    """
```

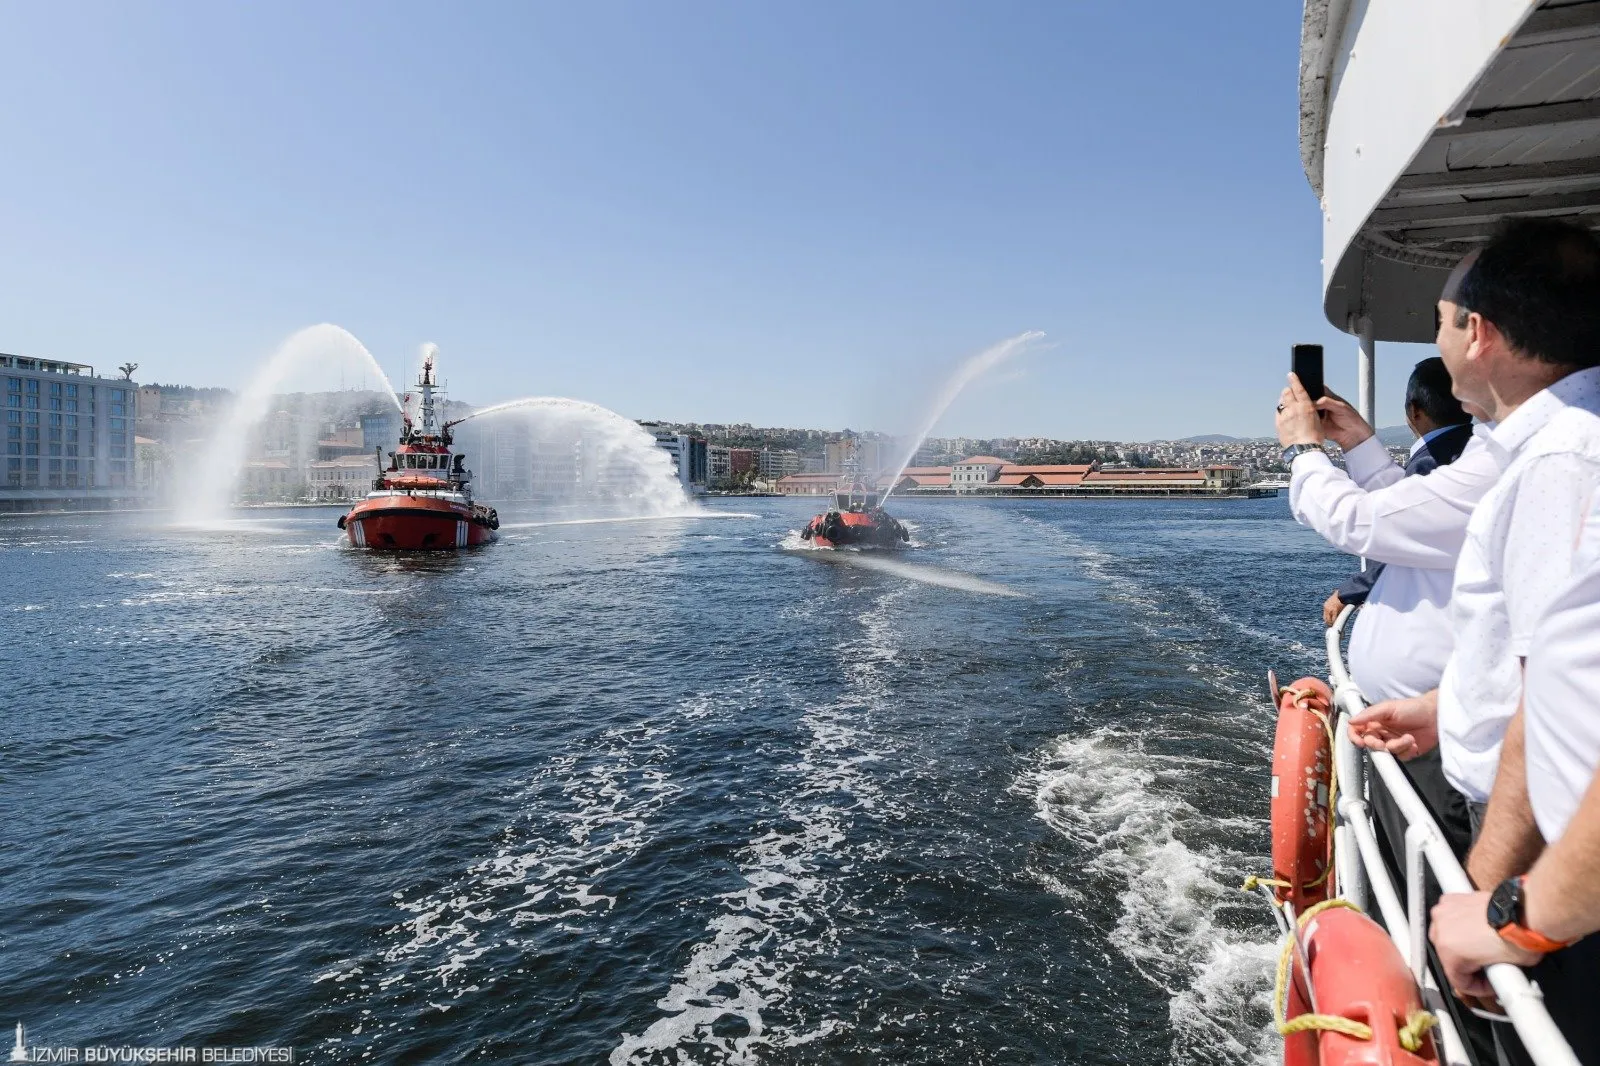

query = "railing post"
1406;823;1429;987
1356;316;1377;428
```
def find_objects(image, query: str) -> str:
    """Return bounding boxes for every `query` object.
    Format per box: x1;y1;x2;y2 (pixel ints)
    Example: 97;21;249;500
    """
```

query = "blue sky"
0;2;1430;439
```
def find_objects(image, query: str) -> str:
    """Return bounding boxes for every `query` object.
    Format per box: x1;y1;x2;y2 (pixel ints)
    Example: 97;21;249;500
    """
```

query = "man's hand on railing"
1322;589;1346;628
1431;890;1543;1000
1348;689;1440;759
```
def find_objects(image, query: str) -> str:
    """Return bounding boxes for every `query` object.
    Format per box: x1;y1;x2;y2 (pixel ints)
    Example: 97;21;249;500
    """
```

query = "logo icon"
9;1022;24;1063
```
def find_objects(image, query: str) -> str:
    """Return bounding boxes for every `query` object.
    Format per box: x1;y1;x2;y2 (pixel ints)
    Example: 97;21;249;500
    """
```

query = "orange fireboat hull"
802;509;909;549
341;495;497;550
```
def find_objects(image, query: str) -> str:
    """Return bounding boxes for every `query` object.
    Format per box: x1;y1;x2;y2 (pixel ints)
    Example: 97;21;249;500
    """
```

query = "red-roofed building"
775;472;841;496
791;460;1257;499
1080;465;1246;493
879;466;953;493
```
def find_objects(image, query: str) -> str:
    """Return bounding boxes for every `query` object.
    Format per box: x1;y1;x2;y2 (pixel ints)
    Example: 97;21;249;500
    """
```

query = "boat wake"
313;718;682;1056
780;532;1021;597
843;553;1024;598
1017;729;1277;1064
610;591;907;1063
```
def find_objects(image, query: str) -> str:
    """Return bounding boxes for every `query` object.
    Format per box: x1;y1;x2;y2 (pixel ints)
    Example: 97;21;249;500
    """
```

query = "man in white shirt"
1431;506;1600;1063
1288;359;1473;704
1345;219;1600;862
1280;350;1496;863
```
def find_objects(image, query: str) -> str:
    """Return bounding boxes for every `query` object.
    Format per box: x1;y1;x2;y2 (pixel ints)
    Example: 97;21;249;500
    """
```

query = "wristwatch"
1281;442;1322;466
1487;876;1572;954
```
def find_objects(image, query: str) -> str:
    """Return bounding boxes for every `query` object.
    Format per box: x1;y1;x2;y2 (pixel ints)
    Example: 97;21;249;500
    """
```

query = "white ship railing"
1324;605;1579;1066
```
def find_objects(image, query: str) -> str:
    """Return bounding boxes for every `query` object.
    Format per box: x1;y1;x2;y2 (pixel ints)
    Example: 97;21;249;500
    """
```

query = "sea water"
1;495;1355;1064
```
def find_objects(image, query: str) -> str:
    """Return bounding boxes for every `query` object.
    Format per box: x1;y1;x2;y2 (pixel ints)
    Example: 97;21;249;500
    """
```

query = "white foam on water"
316;716;688;1055
1018;729;1277;1065
611;592;906;1063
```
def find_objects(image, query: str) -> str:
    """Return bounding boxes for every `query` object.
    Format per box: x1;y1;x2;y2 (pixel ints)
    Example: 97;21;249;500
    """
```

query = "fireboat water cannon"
800;434;909;549
335;346;499;550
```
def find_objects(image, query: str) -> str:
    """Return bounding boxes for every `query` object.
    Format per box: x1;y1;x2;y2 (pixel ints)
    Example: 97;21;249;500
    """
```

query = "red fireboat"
337;353;498;550
800;446;909;549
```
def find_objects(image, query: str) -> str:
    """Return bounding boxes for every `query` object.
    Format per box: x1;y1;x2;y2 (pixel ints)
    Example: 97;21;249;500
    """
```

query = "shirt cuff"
1342;435;1393;484
1290;449;1334;478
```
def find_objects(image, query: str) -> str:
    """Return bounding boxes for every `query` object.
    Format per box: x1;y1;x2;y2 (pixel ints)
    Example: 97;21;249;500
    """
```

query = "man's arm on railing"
1467;710;1545;889
1524;752;1600;945
1348;688;1439;759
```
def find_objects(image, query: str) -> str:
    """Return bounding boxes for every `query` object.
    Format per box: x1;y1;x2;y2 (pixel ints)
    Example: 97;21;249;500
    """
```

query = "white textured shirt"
1289;430;1496;702
1289;430;1499;569
1439;366;1600;803
1524;503;1600;843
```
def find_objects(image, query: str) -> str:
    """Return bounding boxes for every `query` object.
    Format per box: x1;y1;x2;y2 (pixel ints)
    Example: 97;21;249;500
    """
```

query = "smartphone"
1292;343;1325;399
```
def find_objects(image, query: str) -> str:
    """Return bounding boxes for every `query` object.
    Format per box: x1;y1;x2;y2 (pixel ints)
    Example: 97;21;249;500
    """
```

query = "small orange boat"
800;442;909;549
338;352;498;551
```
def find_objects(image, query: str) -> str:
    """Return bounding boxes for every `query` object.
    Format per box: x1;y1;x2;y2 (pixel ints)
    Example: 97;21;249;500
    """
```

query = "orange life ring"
1271;676;1334;911
1283;906;1437;1066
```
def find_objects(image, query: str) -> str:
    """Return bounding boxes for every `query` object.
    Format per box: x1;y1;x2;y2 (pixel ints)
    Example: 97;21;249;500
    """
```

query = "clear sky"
0;1;1431;440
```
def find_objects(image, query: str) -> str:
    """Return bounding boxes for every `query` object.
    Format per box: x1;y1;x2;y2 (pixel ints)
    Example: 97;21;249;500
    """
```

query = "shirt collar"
1486;366;1600;464
1407;422;1469;459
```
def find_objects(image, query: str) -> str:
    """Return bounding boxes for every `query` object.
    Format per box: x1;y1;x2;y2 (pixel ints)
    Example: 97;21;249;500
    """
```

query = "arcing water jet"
182;324;404;524
881;330;1045;499
452;397;692;516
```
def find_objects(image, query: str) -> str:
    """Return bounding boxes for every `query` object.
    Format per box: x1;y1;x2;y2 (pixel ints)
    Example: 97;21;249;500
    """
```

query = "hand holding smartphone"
1291;344;1325;400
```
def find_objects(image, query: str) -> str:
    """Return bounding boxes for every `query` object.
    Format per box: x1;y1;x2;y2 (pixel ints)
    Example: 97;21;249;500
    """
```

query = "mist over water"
176;328;690;525
1;495;1355;1063
453;397;692;516
182;325;403;525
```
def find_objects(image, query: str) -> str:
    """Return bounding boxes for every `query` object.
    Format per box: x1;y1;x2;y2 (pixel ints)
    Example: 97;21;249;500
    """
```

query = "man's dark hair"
1404;357;1468;427
1453;217;1600;367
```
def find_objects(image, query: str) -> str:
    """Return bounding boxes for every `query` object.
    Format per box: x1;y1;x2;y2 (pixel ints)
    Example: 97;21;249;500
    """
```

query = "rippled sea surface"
2;495;1359;1064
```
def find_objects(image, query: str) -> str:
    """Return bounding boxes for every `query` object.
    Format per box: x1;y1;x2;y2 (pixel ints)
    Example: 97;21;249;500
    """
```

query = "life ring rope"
1270;898;1438;1053
1244;683;1340;900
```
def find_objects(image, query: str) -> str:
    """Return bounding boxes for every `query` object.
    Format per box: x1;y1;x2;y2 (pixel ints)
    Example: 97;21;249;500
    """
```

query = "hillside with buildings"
4;354;1401;511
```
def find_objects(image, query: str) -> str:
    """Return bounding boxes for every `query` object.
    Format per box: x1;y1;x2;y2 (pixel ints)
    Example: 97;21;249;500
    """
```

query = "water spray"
880;330;1044;503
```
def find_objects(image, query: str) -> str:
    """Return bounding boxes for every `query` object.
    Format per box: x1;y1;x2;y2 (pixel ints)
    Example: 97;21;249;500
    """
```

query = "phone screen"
1292;344;1325;399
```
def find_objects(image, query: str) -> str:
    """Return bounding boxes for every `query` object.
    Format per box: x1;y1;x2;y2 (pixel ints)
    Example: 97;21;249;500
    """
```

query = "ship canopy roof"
1302;0;1600;341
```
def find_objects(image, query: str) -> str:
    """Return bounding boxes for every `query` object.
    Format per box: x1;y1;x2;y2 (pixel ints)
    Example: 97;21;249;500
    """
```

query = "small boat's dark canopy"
1303;0;1600;341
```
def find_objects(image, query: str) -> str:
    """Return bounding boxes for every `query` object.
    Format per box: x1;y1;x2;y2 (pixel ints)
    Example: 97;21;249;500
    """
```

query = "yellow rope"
1397;1010;1438;1054
1240;874;1292;892
1252;687;1339;899
1272;898;1437;1053
1307;704;1338;891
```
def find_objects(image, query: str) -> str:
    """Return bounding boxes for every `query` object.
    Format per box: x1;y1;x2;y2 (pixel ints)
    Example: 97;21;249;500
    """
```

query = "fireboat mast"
418;353;441;438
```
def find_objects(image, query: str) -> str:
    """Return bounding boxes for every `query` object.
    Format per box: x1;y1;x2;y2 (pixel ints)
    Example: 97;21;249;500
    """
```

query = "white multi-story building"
950;456;1005;491
758;447;802;479
307;454;381;501
642;424;708;489
1;353;141;510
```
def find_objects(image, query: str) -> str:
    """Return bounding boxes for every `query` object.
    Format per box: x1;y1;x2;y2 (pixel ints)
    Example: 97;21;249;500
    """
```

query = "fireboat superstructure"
800;441;909;549
337;352;498;550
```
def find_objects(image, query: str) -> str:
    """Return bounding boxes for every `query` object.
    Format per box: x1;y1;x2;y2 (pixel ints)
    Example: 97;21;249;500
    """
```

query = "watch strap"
1496;921;1571;955
1492;877;1573;954
1282;443;1321;465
